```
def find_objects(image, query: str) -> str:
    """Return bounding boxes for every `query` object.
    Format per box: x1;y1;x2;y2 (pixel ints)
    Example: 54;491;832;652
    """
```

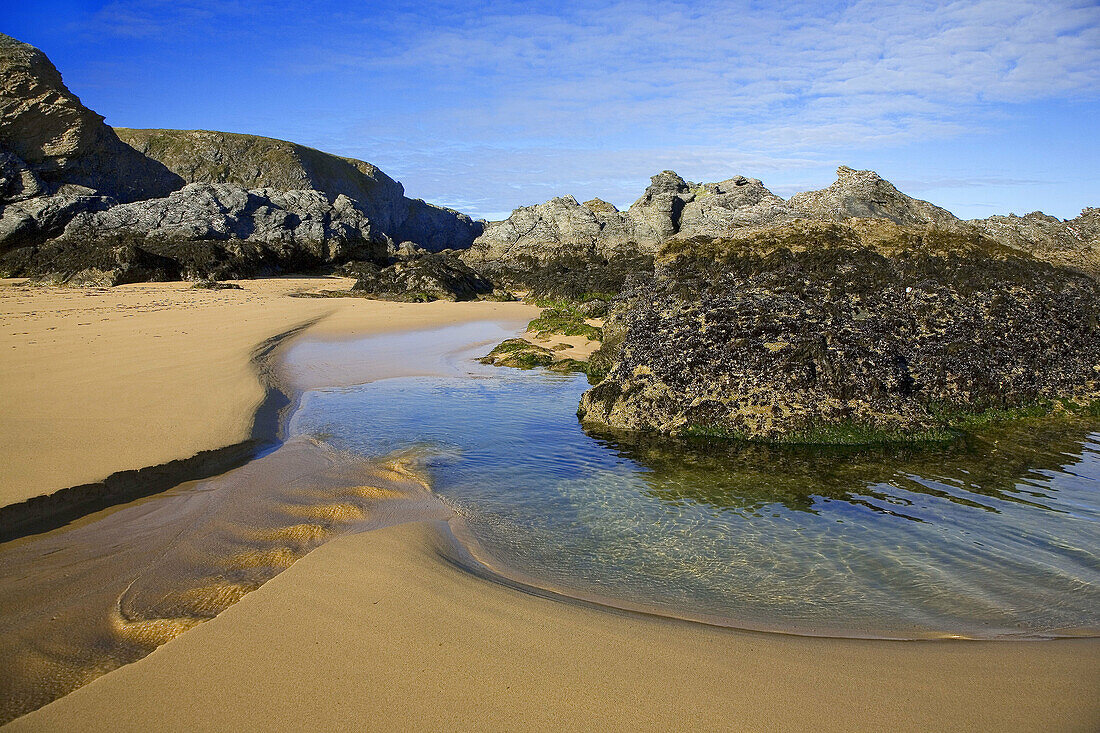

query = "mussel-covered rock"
578;220;1100;443
350;252;494;302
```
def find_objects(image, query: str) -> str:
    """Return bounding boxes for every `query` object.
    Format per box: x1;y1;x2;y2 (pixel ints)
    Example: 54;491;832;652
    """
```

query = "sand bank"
2;280;1097;731
10;518;1098;732
0;277;537;508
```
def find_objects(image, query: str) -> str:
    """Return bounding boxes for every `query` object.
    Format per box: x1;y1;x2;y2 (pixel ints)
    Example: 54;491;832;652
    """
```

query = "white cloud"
83;0;1100;218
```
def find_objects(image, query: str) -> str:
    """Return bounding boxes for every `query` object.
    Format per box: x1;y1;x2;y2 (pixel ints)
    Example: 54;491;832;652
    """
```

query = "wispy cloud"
70;0;1100;218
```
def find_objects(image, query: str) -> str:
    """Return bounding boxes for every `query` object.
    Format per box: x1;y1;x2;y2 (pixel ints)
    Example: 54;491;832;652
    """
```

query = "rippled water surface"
292;363;1100;639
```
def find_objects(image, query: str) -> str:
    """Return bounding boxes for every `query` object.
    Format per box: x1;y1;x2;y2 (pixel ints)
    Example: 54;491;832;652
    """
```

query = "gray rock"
460;194;662;269
787;166;960;229
458;194;659;296
677;176;796;236
62;182;384;259
0;191;114;255
969;208;1100;279
8;182;390;282
626;170;693;239
460;171;794;293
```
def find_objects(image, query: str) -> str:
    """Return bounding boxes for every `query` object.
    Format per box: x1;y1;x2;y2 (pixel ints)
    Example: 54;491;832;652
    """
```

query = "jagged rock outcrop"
626;170;692;238
10;183;388;282
115;128;483;251
68;183;378;251
459;195;660;296
0;190;114;255
348;252;494;301
460;172;796;295
787;166;960;229
462;195;662;266
578;220;1100;442
970;208;1100;279
0;33;182;203
677;175;794;236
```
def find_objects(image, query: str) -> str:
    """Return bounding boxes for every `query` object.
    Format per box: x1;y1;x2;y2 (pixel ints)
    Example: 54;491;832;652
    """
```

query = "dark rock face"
349;252;494;301
578;220;1100;441
29;241;182;287
394;198;484;253
0;34;182;203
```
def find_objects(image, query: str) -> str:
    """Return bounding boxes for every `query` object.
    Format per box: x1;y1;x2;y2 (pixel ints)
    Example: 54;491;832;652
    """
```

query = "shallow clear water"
291;362;1100;639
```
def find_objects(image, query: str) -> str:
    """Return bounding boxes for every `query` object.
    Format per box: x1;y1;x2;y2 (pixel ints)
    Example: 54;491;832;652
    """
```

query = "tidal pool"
291;364;1100;639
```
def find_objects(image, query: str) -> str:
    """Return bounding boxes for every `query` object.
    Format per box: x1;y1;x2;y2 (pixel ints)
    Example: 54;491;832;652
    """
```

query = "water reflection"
583;419;1100;520
293;371;1100;639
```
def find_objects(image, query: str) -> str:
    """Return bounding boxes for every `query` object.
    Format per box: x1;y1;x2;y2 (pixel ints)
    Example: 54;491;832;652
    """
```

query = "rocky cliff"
969;207;1100;279
0;34;482;282
114;128;482;250
0;34;182;204
577;220;1100;442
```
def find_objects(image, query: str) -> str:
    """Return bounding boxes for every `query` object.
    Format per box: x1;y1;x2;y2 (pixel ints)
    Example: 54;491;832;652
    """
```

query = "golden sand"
12;519;1099;732
1;279;1097;731
0;277;537;506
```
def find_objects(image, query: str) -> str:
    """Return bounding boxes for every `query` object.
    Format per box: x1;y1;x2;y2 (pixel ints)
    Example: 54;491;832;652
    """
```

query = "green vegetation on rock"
527;309;603;341
479;339;555;369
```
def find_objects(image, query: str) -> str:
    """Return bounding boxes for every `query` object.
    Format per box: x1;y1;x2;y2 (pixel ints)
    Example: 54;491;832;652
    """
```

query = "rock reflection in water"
584;418;1097;520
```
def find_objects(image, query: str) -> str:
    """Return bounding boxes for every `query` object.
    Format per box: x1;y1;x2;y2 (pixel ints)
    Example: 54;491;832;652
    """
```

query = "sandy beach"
0;277;537;506
1;279;1098;731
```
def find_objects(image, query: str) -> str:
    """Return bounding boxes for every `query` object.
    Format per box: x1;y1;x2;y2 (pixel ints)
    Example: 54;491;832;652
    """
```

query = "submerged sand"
11;520;1099;732
1;279;1097;731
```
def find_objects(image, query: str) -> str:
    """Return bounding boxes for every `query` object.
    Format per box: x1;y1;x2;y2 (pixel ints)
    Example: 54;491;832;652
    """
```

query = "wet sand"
11;519;1099;732
1;280;1097;731
0;277;537;506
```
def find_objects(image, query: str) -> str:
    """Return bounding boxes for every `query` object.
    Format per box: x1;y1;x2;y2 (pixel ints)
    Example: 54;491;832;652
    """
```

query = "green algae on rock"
479;339;556;369
577;219;1100;443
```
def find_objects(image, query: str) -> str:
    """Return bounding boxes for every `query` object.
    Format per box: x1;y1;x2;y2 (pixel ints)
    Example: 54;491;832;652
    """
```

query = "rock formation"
459;171;798;295
969;208;1100;279
115;128;483;250
348;252;495;301
15;183;386;283
465;165;1099;295
0;34;482;282
578;220;1100;442
786;166;960;229
0;33;182;203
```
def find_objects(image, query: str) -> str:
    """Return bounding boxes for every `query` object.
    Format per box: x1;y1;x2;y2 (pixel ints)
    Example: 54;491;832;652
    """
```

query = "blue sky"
6;0;1099;220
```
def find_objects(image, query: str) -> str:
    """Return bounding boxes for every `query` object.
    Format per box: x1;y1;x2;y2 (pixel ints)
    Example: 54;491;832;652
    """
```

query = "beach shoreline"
1;279;1098;731
0;277;537;517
